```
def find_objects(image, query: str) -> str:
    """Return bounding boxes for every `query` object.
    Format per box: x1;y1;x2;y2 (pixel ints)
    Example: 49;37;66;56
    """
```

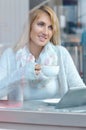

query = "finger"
35;64;41;70
35;70;40;75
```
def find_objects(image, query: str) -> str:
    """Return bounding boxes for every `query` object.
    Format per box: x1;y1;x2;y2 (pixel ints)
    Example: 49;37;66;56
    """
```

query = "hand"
35;64;41;75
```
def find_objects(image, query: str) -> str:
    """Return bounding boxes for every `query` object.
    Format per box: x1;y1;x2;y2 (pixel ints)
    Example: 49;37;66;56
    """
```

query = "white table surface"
0;100;86;130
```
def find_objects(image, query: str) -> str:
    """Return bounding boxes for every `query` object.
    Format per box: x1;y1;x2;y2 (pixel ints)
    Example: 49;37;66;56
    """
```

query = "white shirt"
16;43;59;100
0;42;85;101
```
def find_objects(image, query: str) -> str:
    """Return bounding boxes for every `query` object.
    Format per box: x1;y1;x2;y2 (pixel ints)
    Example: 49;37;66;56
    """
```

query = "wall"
0;0;29;46
78;0;86;27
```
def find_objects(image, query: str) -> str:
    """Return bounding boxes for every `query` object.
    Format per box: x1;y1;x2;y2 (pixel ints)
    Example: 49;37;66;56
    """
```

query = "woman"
0;6;85;101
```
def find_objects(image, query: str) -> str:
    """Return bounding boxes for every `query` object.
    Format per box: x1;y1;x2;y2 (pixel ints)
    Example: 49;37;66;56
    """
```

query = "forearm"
65;50;86;88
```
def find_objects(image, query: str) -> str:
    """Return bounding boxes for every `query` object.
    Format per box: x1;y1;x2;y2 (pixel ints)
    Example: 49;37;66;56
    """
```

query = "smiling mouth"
39;36;47;42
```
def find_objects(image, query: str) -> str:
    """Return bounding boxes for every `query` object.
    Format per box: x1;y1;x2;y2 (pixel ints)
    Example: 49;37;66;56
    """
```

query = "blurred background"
0;0;86;84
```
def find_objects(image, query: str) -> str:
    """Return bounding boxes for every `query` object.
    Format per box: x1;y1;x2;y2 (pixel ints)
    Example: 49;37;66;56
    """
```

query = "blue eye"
37;22;44;26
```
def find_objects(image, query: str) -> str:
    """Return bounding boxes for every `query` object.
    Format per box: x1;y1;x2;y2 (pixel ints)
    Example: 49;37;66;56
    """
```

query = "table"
0;100;86;130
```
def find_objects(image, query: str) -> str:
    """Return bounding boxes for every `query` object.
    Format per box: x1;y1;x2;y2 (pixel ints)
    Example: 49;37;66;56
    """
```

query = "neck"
29;43;43;59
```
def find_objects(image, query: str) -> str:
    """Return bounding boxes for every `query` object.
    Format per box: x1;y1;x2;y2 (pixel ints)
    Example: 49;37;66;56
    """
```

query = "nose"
43;26;48;35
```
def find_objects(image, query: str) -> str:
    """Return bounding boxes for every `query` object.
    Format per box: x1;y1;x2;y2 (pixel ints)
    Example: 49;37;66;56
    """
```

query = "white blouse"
0;42;85;101
16;42;59;100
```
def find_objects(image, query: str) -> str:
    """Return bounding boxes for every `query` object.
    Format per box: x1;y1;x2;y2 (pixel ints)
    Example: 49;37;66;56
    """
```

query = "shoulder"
57;45;69;53
0;47;15;62
52;44;70;56
53;45;73;64
48;42;70;57
2;47;14;55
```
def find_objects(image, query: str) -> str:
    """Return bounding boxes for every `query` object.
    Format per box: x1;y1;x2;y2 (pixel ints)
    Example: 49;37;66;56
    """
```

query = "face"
30;12;53;48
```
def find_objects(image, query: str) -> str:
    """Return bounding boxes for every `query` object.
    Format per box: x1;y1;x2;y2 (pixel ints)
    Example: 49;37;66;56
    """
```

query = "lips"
39;35;47;42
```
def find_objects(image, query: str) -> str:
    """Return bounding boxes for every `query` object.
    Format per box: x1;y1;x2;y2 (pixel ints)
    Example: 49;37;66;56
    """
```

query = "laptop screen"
55;87;86;109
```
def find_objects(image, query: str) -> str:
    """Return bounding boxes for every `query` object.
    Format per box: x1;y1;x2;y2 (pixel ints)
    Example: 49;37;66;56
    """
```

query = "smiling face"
30;12;53;49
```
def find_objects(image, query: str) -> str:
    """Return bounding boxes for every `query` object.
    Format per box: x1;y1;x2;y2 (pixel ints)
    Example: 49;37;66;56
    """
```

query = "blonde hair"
14;5;60;51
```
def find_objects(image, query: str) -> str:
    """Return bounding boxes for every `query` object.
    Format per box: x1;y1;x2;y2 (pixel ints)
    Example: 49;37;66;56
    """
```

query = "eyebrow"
37;21;52;26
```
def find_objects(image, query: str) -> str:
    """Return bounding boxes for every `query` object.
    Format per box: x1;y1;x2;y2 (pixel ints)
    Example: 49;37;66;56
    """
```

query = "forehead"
34;12;52;24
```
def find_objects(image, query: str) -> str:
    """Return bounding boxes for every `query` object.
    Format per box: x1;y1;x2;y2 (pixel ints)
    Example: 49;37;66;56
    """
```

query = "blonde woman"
0;6;85;101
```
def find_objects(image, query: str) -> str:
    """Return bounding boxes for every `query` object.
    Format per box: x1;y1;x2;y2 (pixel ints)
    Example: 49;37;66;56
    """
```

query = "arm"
0;48;49;99
60;46;86;88
0;48;35;99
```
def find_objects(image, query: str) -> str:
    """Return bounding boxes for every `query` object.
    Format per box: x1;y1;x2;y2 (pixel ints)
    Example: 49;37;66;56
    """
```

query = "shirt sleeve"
0;47;50;98
60;46;86;88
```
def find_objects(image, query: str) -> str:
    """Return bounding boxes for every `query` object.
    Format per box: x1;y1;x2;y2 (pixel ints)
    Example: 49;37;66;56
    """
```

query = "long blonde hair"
14;5;60;51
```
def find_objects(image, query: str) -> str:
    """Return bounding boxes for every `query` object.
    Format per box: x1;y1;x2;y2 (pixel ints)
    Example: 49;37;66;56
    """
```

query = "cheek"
30;25;37;34
30;32;32;40
32;24;40;33
30;28;37;39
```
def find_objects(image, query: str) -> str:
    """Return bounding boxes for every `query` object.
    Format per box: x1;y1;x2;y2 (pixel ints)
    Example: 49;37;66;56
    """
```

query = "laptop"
55;87;86;109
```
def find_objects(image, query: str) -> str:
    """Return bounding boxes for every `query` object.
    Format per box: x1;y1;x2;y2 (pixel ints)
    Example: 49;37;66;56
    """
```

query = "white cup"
42;65;59;77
